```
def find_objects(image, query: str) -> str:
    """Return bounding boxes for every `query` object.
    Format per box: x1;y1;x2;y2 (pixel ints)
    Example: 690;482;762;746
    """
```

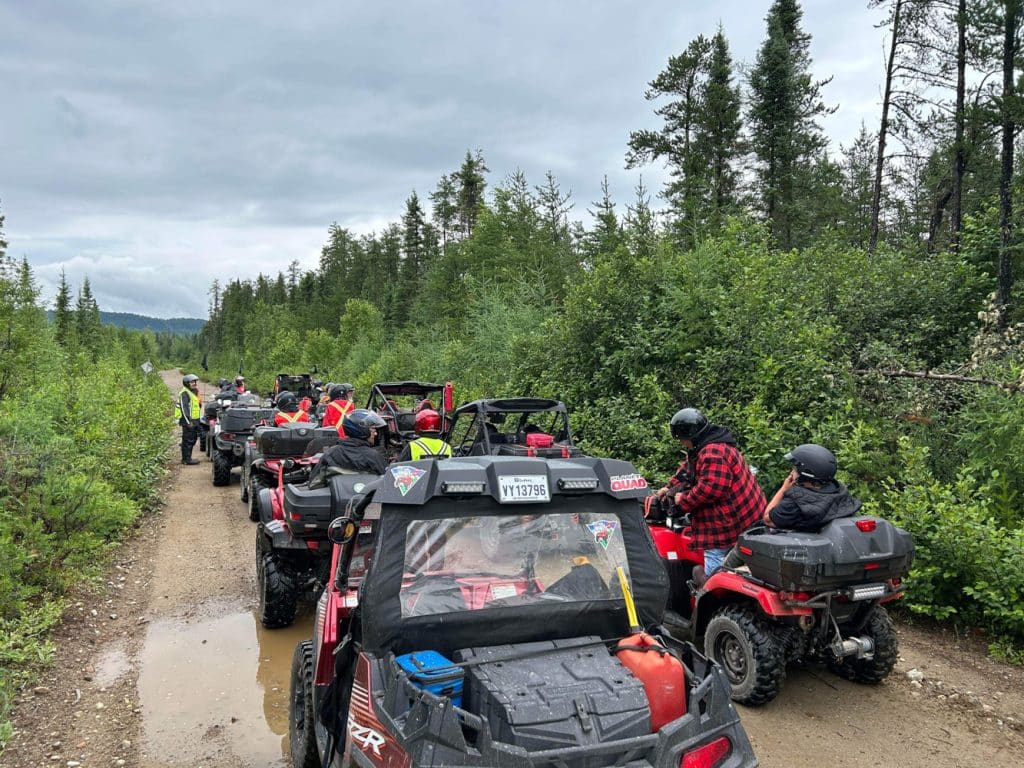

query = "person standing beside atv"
274;391;310;425
175;373;202;465
656;408;765;580
233;375;246;394
310;409;387;482
321;383;355;430
396;409;452;461
763;444;861;530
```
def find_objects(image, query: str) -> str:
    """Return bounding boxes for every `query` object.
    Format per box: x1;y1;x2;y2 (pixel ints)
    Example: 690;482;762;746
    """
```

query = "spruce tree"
54;268;75;347
693;30;743;228
748;0;833;249
454;150;489;238
627;31;741;245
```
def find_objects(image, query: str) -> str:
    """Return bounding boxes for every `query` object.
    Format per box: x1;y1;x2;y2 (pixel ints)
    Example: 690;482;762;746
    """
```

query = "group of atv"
199;374;914;768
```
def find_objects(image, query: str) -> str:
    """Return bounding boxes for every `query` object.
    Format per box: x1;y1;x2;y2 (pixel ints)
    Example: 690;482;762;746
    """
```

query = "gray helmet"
342;409;385;440
183;374;199;386
670;408;709;440
785;444;837;483
276;391;298;412
339;382;355;396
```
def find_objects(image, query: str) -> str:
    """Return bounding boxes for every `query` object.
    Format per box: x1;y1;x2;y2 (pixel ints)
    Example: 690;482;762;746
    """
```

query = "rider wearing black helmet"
321;383;356;430
312;409;388;482
763;444;861;531
175;373;202;465
657;407;765;581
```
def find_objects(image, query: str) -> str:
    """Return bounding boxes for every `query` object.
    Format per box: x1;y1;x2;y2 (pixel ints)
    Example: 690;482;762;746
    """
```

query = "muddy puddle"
138;602;312;767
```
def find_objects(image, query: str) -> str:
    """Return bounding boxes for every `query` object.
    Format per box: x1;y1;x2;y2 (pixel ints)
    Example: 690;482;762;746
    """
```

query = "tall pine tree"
54;268;75;347
748;0;833;249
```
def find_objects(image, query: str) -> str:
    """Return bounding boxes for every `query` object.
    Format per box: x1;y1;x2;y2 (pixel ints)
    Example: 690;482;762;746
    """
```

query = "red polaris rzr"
289;455;758;768
645;495;914;705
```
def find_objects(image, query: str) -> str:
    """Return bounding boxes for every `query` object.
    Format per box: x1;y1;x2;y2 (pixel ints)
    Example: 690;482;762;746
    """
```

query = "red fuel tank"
616;632;686;731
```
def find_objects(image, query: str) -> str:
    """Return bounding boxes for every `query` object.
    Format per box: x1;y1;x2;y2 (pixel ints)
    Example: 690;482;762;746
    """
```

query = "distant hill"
46;310;205;334
100;312;205;334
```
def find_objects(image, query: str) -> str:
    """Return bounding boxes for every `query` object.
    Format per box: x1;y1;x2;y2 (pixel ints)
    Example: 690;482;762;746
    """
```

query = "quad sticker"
609;473;648;492
391;465;426;496
586;519;619;550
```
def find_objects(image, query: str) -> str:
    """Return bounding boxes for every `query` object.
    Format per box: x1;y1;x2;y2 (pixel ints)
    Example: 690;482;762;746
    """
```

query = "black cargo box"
454;637;650;758
738;517;914;591
496;443;583;458
220;406;275;434
255;423;317;457
282;473;380;535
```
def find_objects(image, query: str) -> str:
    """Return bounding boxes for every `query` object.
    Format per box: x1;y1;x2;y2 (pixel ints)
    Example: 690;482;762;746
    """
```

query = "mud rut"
2;370;1022;768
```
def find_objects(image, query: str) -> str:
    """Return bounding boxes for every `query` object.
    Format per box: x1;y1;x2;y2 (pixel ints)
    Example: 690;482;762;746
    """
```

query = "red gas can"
616;632;686;731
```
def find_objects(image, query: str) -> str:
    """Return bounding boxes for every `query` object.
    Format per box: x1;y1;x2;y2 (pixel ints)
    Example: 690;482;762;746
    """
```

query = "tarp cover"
359;494;668;655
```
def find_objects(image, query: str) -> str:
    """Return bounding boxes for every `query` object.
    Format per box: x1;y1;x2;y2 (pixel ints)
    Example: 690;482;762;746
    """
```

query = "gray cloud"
1;1;887;318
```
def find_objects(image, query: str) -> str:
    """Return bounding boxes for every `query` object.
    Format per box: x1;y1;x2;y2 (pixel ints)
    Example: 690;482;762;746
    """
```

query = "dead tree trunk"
871;0;904;252
997;0;1019;329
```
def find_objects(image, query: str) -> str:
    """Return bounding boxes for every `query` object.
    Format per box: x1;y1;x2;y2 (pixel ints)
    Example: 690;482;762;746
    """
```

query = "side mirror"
328;516;358;545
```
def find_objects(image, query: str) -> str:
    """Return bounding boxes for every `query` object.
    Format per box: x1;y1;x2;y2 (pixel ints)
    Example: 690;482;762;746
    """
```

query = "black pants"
180;422;199;460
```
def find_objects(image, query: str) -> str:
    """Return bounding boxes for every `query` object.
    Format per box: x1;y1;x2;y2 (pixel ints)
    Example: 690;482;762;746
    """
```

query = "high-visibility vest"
275;410;308;425
409;437;452;460
174;387;201;421
332;400;355;436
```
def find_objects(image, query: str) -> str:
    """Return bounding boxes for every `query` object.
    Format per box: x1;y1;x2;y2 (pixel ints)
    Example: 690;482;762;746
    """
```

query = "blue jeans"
704;548;729;576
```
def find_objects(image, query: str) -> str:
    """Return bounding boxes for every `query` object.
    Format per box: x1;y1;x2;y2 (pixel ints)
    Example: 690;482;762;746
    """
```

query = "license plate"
498;475;550;503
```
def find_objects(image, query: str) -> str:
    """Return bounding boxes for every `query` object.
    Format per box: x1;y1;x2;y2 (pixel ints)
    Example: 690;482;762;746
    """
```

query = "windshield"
400;511;630;618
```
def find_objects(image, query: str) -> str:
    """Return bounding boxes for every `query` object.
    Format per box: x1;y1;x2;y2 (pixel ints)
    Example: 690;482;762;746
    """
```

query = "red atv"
251;425;354;629
288;455;758;768
645;495;914;705
242;424;338;521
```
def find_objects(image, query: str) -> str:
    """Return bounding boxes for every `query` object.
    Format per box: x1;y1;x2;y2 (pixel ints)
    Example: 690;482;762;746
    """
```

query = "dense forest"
190;0;1024;656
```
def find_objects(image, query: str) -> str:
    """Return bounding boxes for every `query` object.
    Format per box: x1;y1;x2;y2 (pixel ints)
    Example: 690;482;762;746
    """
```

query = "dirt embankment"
1;369;1022;767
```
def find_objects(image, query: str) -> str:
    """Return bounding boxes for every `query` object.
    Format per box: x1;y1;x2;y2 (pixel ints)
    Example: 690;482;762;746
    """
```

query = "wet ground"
2;370;1023;767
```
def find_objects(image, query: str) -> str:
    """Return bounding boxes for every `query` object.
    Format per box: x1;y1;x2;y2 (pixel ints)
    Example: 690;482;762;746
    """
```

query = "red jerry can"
616;632;686;731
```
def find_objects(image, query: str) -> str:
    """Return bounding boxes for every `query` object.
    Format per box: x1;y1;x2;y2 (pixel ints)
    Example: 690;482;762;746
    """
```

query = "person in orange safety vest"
273;391;310;426
321;382;356;434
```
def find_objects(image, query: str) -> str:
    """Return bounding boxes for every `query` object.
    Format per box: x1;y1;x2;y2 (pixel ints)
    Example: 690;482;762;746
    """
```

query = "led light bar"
557;478;599;491
848;583;888;601
441;481;485;494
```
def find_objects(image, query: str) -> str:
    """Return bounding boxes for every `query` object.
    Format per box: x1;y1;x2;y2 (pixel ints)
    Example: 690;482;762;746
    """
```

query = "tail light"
856;519;877;532
738;546;752;556
681;736;731;768
222;432;235;439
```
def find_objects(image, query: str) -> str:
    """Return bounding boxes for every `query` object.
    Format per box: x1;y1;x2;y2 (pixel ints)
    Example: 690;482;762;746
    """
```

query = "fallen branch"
852;368;1020;392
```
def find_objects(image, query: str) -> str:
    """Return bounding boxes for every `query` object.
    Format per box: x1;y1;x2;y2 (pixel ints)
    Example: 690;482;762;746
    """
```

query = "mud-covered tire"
290;640;321;768
258;551;298;628
248;479;265;522
212;451;232;486
827;605;899;684
704;606;786;705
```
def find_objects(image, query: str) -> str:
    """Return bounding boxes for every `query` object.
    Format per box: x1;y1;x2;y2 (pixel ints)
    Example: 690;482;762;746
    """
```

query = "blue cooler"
395;650;464;706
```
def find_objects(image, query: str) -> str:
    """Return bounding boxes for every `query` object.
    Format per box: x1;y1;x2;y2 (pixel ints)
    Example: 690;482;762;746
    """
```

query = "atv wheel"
290;640;321;768
248;480;265;522
827;605;899;684
704;606;786;705
212;451;232;487
258;551;298;628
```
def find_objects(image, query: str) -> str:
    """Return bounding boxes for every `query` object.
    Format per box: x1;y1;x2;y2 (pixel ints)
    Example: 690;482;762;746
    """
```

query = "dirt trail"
2;369;1022;767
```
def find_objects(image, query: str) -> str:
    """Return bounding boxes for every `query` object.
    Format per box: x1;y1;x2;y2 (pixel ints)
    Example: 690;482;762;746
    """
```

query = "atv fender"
693;570;813;636
258;520;307;551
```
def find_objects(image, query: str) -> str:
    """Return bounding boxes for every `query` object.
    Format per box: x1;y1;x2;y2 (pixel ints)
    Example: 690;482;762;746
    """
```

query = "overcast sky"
0;1;887;319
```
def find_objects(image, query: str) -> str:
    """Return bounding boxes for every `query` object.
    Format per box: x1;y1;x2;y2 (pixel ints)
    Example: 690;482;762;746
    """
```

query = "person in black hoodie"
763;444;861;531
309;409;388;486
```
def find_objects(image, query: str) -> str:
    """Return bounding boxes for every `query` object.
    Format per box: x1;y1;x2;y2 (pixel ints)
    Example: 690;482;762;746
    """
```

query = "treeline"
0;210;173;746
193;0;1024;653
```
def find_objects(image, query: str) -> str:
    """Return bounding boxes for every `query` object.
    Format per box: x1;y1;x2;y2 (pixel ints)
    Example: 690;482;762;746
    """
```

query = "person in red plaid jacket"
655;408;766;583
